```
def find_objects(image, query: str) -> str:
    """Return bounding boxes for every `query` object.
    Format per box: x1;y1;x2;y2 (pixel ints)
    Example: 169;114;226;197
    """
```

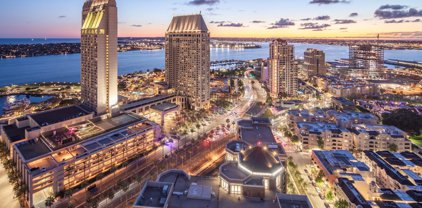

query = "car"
87;184;97;192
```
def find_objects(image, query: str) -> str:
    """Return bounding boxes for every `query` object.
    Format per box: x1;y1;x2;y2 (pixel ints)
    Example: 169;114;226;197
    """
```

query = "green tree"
334;199;349;208
317;137;324;149
326;190;334;201
291;135;299;143
45;196;55;208
383;109;422;134
315;170;325;185
388;143;398;152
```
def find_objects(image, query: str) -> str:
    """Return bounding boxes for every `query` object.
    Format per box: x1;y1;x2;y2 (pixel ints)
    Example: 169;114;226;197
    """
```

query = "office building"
81;0;118;115
268;39;297;98
304;48;326;78
165;14;211;110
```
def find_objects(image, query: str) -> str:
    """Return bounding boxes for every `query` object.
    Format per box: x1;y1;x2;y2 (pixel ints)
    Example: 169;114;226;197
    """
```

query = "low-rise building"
325;110;379;128
276;193;312;208
295;122;353;150
332;97;356;111
351;124;412;152
1;105;94;151
133;169;304;208
311;150;370;186
362;151;422;191
328;82;379;98
288;109;379;129
12;113;160;207
287;109;325;126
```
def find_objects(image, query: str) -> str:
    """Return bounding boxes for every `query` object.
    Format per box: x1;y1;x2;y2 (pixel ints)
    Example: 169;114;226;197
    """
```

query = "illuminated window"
230;185;241;194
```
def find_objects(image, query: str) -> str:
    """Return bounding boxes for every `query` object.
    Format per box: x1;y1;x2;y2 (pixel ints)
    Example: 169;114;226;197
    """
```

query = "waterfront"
0;42;422;86
0;95;53;116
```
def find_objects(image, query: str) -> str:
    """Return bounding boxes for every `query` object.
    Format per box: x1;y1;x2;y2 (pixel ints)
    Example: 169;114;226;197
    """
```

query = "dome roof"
239;146;281;174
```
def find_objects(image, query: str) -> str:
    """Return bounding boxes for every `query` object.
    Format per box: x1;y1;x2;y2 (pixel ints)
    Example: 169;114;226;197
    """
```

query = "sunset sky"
1;0;422;39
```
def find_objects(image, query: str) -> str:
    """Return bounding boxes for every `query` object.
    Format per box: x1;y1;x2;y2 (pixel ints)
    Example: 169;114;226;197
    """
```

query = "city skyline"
1;0;422;39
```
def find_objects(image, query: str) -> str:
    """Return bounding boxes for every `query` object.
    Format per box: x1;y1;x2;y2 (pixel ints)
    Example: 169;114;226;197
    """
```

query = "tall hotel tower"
81;0;118;115
165;14;211;110
268;39;297;98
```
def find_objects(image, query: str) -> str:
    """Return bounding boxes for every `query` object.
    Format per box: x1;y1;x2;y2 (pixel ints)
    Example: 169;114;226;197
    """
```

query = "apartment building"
294;122;353;150
362;151;422;191
351;124;412;152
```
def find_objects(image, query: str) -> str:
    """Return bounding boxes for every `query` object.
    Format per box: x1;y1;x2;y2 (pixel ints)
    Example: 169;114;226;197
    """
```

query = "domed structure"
239;146;281;174
219;144;285;198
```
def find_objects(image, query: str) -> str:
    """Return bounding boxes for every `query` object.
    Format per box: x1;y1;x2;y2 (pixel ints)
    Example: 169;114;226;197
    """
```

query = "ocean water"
0;40;421;87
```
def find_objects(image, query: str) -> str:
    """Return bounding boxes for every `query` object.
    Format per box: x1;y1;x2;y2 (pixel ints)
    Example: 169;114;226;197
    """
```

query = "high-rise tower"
165;14;211;110
349;44;384;79
81;0;118;115
304;48;326;78
268;39;297;98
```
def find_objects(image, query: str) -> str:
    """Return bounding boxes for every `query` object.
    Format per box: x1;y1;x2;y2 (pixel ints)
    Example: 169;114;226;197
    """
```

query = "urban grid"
0;0;421;208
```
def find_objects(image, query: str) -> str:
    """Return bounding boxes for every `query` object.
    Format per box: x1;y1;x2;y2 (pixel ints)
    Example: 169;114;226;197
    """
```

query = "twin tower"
80;0;210;115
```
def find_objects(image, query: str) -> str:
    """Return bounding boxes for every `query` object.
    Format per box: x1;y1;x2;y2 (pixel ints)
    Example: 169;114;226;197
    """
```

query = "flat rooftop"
123;94;176;111
29;105;92;127
135;170;290;208
15;113;150;162
332;97;355;106
158;170;190;192
16;139;51;161
277;193;313;208
134;181;173;208
151;102;179;112
313;150;369;174
238;119;275;145
2;124;27;143
226;140;248;153
42;113;143;150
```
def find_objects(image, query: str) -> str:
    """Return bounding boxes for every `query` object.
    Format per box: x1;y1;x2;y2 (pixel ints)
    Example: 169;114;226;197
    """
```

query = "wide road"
58;76;263;208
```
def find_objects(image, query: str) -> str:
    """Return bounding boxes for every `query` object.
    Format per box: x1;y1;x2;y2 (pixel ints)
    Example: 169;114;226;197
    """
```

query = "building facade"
351;124;412;152
304;48;326;78
294;122;353;151
268;39;297;98
81;0;118;115
165;14;211;110
12;113;159;207
349;45;384;79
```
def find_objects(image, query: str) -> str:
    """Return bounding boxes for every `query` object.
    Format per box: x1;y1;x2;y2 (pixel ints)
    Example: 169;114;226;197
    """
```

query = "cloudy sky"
1;0;422;39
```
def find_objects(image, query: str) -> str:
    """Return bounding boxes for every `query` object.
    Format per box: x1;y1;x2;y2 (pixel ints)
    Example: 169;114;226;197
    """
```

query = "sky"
1;0;422;39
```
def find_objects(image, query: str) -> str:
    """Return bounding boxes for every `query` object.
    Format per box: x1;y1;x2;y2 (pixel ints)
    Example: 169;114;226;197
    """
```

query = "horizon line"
1;37;422;41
